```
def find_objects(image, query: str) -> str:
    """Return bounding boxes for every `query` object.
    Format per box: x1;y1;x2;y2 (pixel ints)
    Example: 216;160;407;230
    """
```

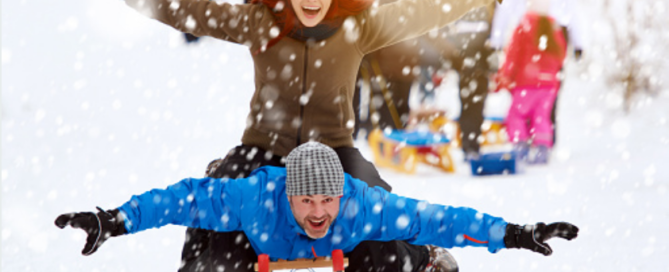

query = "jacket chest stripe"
463;234;488;244
311;246;318;258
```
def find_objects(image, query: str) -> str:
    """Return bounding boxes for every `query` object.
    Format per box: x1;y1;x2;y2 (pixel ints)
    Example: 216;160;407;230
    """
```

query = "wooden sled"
255;249;348;272
368;129;455;174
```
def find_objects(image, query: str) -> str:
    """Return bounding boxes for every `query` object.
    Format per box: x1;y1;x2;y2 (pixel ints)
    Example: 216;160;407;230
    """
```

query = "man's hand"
55;207;126;255
504;222;579;256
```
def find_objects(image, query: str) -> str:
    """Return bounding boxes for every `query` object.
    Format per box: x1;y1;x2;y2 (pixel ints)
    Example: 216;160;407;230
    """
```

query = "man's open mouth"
308;219;326;228
302;6;321;17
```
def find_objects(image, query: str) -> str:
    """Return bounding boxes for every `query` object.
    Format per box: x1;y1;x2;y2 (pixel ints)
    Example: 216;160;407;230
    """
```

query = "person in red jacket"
495;11;566;164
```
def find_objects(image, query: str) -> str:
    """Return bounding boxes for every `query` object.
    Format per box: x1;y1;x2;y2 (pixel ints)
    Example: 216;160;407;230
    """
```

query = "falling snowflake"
396;214;409;230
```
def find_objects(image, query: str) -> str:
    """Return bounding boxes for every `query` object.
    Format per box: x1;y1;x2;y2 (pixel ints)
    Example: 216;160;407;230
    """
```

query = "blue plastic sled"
470;151;518;175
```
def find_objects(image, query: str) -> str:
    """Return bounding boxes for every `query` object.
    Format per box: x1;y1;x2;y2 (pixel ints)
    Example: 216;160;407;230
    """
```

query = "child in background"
494;3;566;164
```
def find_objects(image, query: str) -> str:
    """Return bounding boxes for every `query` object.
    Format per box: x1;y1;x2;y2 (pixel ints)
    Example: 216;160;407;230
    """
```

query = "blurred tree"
602;0;667;112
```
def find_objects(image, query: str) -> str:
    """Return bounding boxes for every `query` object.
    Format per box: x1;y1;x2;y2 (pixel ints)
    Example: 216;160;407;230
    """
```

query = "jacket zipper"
296;44;308;146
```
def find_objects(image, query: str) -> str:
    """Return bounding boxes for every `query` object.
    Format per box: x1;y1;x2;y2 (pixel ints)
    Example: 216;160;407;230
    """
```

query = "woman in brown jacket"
122;0;497;271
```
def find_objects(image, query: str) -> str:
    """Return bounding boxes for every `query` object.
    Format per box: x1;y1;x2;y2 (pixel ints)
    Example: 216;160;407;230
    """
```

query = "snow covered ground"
2;0;668;271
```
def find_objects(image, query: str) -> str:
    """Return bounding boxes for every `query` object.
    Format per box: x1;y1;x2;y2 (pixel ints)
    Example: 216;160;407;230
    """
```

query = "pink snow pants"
505;86;558;147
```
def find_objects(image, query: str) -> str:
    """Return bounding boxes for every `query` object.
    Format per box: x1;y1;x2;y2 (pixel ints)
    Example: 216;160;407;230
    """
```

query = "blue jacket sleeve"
355;182;508;253
117;176;246;234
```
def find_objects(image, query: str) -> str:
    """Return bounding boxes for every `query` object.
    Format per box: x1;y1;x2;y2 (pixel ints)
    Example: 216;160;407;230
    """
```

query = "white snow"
2;0;668;272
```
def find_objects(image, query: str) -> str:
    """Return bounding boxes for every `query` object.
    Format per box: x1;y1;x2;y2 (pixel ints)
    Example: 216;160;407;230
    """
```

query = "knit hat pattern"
285;142;345;197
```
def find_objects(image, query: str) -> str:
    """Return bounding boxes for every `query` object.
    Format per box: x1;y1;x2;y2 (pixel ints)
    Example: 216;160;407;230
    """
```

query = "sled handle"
332;249;345;272
257;254;270;272
254;251;348;272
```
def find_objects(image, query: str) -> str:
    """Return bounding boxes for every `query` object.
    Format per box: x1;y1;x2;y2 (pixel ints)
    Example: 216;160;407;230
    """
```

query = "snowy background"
2;0;668;271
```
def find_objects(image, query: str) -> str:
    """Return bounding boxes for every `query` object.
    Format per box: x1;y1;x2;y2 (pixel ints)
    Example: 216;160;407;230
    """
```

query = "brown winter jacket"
125;0;495;157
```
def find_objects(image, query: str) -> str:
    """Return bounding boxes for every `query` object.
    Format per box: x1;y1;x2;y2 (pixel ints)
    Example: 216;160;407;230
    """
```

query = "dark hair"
535;15;565;58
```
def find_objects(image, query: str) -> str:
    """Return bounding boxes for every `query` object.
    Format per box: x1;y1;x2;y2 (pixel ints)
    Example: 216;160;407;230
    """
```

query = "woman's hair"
251;0;374;53
535;15;565;58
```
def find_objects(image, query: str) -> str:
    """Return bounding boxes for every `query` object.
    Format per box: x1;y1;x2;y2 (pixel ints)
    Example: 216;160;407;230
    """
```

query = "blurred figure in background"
353;35;432;137
354;3;497;162
352;24;459;137
442;4;496;160
490;0;585;145
494;0;567;164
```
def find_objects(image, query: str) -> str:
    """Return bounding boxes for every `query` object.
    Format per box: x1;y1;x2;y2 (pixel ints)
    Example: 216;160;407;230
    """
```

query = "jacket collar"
287;21;342;42
277;17;343;42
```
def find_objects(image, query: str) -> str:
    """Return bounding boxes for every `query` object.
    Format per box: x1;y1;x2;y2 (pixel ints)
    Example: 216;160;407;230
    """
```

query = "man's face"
291;0;332;27
288;195;340;239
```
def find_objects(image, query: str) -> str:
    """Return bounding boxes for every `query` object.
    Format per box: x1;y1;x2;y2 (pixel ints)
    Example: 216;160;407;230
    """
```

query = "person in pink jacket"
495;11;566;163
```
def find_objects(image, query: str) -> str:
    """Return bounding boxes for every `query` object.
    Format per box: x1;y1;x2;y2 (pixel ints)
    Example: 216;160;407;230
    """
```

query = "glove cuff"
96;207;127;236
108;209;127;236
503;223;523;249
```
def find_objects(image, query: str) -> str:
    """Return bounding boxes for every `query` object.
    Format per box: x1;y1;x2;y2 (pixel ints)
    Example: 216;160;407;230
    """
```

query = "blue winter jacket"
118;166;508;260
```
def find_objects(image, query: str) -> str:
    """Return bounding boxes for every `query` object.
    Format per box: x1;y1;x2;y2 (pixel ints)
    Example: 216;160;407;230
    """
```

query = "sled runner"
368;129;455;174
255;250;348;272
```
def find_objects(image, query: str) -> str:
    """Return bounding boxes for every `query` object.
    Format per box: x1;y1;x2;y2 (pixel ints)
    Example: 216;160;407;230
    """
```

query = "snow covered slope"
2;0;667;271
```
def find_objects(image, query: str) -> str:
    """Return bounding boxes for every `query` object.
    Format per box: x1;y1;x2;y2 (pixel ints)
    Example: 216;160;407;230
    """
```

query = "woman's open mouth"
302;6;321;18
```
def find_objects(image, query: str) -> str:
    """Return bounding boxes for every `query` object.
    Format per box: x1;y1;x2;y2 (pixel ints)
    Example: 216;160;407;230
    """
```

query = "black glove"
574;49;583;61
55;207;127;255
504;222;578;256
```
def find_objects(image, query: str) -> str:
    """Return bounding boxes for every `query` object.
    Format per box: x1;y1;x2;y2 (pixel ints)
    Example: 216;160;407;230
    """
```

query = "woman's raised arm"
353;0;496;54
124;0;273;46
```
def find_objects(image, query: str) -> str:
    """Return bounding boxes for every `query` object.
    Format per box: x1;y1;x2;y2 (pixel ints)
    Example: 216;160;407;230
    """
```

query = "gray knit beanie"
285;142;345;197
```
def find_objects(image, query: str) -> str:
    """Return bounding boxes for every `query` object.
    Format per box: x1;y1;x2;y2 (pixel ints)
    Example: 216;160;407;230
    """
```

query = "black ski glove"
55;207;127;255
504;222;578;256
574;49;583;61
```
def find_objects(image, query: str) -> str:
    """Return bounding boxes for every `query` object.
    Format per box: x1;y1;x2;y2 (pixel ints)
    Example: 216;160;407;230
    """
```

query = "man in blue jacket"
55;142;578;269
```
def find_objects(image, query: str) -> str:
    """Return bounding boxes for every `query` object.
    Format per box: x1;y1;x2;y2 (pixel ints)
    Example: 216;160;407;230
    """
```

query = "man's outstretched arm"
353;180;578;255
54;172;256;255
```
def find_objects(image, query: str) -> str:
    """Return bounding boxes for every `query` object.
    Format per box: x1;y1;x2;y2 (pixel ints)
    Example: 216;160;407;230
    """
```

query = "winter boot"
463;150;480;162
512;141;530;162
424;245;458;272
531;145;551;164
